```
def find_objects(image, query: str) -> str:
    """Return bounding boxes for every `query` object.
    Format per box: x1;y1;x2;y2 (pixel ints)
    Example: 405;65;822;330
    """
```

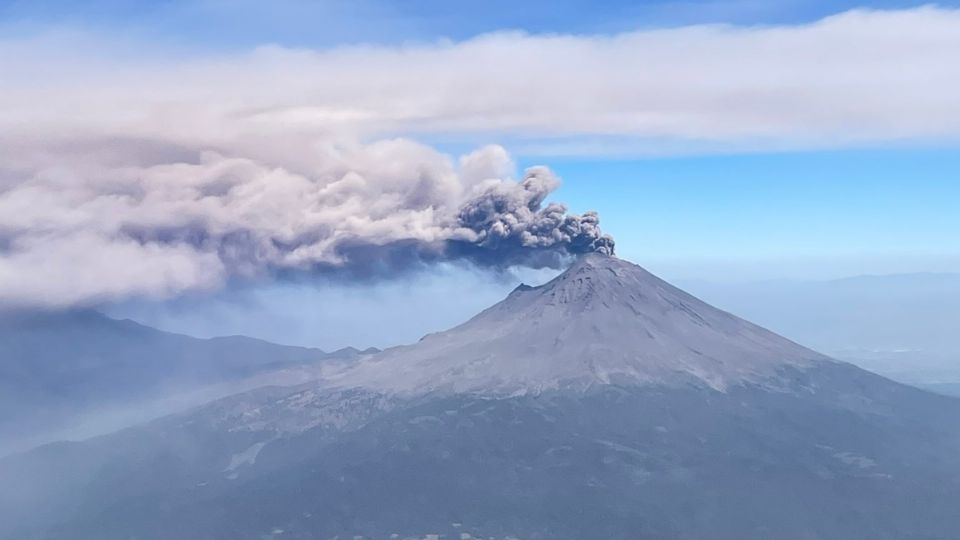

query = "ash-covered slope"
333;254;830;394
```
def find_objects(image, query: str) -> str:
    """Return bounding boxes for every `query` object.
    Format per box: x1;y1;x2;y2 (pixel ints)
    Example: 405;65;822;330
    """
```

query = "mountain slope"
332;254;830;394
3;255;960;540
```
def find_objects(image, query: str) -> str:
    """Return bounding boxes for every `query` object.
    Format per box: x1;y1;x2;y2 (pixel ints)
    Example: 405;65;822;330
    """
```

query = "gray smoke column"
453;167;614;268
0;142;614;308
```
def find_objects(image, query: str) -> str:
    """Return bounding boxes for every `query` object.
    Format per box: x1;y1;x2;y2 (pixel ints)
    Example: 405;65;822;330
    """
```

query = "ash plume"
0;142;614;308
453;167;614;268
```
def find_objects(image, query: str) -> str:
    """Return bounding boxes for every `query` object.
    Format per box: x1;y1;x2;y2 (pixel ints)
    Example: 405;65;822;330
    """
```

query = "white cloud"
1;7;958;152
0;7;957;307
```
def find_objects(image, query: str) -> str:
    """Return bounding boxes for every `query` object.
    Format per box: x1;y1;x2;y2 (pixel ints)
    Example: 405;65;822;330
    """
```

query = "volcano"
3;255;960;540
331;254;830;394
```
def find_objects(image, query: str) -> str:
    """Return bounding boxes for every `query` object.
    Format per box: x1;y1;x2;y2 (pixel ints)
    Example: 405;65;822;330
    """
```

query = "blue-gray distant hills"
677;271;960;391
2;254;960;539
0;310;372;455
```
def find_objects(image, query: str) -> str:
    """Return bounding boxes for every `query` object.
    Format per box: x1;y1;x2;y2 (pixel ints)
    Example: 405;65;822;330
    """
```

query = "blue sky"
537;149;960;280
3;0;958;347
4;0;958;48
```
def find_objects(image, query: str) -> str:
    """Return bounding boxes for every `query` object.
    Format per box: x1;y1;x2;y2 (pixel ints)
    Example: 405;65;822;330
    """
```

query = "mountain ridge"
0;309;370;455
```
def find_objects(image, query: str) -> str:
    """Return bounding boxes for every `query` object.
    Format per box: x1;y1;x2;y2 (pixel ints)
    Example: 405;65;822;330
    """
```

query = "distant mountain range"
0;310;375;455
3;255;959;539
678;272;960;388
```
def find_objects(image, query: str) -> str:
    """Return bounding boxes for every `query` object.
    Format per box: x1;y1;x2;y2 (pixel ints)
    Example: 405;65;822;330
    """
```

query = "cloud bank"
2;7;958;152
1;6;958;307
0;142;612;308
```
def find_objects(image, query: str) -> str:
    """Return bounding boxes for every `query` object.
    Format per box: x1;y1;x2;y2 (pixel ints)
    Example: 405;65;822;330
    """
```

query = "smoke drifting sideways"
0;141;613;309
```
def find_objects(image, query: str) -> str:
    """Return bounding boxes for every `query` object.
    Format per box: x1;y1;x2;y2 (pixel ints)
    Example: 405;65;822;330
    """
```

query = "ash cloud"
453;167;614;268
0;142;613;308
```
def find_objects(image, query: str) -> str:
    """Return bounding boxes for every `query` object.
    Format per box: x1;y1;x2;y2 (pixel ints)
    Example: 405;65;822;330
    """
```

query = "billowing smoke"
0;141;613;308
453;167;614;268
